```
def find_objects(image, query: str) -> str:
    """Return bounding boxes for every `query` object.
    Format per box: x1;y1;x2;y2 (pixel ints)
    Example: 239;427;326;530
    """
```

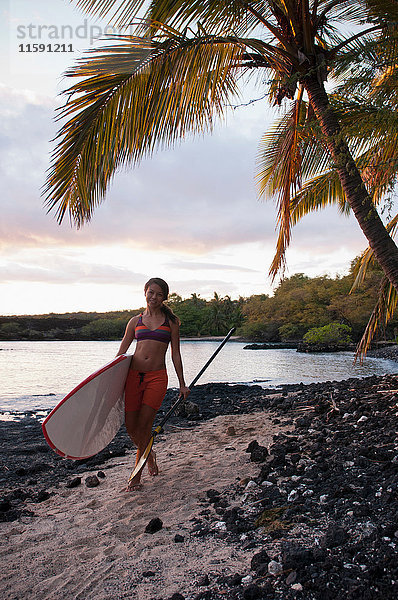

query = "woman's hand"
179;385;191;400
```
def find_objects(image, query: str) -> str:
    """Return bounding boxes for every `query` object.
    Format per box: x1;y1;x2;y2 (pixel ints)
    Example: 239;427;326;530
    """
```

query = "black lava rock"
197;574;210;586
85;475;100;488
218;573;243;587
242;584;264;599
282;543;317;570
251;549;271;574
246;440;260;453
145;517;163;534
206;489;220;500
245;440;268;462
320;525;348;549
0;498;11;512
36;490;50;502
4;373;398;599
66;477;81;488
223;507;251;534
193;591;212;600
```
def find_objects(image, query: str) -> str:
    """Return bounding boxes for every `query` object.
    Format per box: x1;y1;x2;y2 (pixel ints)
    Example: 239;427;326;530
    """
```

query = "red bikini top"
135;313;171;344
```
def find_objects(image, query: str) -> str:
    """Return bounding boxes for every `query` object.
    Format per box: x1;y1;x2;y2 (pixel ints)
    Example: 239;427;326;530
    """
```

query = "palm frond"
257;93;306;198
75;0;146;28
275;141;397;273
336;100;398;139
351;213;398;290
333;25;398;86
257;88;306;277
73;1;273;36
258;79;398;279
44;32;247;225
351;247;380;291
146;0;258;35
355;276;398;361
291;169;349;223
352;211;398;359
256;88;349;276
330;85;398;195
361;149;398;201
316;0;371;25
365;0;398;25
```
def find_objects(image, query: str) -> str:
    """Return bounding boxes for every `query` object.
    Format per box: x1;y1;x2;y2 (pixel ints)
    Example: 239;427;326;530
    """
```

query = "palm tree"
205;292;230;334
260;31;398;269
260;30;398;355
44;1;398;291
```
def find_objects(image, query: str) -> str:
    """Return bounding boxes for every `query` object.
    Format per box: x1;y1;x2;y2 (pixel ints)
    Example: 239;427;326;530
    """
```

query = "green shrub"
303;322;352;346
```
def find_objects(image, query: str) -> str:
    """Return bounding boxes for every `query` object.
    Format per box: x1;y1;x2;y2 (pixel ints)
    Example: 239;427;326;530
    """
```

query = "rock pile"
173;374;398;599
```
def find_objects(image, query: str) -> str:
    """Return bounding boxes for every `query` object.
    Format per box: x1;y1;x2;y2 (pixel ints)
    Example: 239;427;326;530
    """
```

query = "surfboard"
42;354;132;460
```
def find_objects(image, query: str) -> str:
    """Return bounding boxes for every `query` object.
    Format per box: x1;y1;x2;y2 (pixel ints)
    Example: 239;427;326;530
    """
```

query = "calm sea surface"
1;340;398;415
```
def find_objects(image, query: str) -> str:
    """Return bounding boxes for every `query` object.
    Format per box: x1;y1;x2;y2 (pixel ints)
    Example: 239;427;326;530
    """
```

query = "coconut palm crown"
44;0;398;291
260;25;398;356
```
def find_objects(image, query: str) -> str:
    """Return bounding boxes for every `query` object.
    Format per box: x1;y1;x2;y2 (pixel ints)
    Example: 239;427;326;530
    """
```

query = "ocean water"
1;340;398;416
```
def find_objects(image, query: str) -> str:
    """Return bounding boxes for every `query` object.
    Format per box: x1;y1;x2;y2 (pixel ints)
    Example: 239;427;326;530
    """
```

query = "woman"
117;277;190;490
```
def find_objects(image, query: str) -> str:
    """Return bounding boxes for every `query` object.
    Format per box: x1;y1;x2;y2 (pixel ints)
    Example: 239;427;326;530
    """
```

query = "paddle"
127;327;236;485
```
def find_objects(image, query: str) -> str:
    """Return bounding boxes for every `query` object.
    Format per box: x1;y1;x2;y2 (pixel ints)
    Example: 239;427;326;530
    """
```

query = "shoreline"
1;373;398;598
367;343;398;362
2;343;398;419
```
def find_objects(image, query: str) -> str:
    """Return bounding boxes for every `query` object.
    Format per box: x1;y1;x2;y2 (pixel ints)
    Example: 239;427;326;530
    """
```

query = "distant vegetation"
303;323;353;347
1;262;397;344
0;311;136;342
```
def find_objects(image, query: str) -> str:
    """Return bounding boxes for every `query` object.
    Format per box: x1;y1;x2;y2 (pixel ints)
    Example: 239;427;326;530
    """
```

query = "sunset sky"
1;0;371;316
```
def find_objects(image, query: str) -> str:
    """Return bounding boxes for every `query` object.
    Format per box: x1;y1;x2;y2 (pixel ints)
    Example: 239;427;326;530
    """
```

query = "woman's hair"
144;277;179;323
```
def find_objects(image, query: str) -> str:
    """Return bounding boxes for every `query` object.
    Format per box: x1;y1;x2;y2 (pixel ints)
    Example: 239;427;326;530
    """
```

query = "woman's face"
145;283;164;308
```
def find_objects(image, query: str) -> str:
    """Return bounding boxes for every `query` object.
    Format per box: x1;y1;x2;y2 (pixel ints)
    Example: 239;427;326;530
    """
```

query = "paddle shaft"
157;326;236;430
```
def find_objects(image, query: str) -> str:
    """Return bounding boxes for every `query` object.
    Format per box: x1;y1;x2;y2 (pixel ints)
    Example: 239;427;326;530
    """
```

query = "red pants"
124;369;168;412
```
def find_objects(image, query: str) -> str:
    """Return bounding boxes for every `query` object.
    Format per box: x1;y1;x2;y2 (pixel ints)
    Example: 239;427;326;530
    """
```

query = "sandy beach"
1;411;284;600
2;371;398;599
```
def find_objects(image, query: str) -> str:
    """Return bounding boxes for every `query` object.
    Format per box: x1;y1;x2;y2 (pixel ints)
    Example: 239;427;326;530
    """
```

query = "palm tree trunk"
303;75;398;292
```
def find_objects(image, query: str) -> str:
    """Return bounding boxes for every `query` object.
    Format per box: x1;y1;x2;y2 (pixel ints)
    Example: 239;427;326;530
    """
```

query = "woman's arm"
116;316;138;356
170;321;190;399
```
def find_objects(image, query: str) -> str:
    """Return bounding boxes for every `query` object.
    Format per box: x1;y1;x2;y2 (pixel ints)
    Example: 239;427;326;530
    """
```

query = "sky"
0;0;371;316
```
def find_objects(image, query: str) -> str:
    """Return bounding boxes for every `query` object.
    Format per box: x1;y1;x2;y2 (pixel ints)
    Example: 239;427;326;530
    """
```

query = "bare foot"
125;471;143;491
120;481;142;492
125;481;143;492
147;450;159;476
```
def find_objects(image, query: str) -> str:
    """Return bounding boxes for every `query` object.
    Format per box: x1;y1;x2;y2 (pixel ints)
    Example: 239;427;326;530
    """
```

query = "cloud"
286;206;366;255
0;84;281;253
0;83;370;267
167;278;250;299
164;259;260;273
0;83;369;302
0;255;146;285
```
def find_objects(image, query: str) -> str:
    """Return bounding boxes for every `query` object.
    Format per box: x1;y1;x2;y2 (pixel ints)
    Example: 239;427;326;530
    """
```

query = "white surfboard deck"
42;354;132;460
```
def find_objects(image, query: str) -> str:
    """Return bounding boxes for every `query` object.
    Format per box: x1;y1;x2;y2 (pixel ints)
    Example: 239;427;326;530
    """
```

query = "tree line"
1;262;396;343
